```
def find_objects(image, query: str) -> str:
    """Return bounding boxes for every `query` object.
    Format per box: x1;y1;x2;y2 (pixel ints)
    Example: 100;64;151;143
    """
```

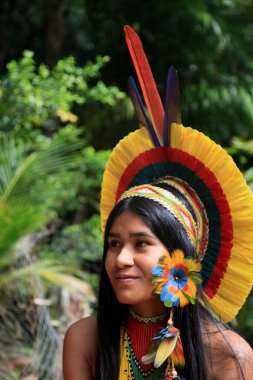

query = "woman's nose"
116;246;134;268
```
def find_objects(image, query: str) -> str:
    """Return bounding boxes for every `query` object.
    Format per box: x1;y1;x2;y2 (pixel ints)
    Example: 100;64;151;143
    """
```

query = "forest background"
0;0;253;379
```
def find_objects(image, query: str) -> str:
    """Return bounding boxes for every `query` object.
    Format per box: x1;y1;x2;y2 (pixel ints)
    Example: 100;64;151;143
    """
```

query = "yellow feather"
171;250;184;263
154;336;178;368
185;259;201;273
101;128;153;234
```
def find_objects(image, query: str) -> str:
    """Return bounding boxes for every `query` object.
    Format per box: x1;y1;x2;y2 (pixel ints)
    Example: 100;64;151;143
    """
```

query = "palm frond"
0;134;82;269
0;258;91;294
0;201;45;251
1;137;82;209
0;136;19;196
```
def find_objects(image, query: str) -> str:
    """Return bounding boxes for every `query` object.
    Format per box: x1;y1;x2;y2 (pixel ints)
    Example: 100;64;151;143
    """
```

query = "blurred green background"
0;0;253;378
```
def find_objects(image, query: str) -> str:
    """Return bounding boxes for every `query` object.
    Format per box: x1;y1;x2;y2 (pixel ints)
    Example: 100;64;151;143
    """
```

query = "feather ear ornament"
142;250;202;379
142;309;185;380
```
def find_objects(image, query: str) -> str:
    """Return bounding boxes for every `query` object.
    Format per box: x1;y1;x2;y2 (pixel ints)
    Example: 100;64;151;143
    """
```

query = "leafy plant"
38;214;102;265
0;134;82;290
227;136;253;191
0;51;126;144
45;143;110;220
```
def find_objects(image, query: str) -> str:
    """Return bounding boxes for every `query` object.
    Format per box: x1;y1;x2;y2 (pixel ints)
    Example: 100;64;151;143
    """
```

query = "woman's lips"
114;274;139;283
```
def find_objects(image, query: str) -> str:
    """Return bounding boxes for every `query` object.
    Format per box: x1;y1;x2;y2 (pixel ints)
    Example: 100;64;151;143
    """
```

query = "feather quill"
124;25;164;145
163;67;181;146
128;76;161;147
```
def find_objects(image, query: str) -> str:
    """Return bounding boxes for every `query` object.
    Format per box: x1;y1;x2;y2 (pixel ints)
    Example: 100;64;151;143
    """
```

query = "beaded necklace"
119;309;168;380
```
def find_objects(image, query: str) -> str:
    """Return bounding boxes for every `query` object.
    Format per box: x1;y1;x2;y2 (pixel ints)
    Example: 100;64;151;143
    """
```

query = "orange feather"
170;337;185;369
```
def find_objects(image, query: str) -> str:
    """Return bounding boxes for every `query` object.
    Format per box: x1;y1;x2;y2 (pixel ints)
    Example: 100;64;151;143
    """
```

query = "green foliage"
84;0;253;144
0;51;118;296
0;134;82;290
0;51;126;143
39;214;102;265
36;214;102;297
0;56;120;368
46;142;110;219
244;168;253;192
227;136;253;190
2;1;253;145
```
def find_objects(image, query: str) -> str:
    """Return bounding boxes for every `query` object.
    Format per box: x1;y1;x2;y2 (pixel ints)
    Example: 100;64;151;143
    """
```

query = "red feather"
124;25;164;145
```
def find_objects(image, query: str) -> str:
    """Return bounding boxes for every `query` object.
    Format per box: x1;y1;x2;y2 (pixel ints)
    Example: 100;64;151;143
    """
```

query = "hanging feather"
170;337;185;369
124;25;164;145
141;342;158;365
128;76;161;147
142;324;184;369
163;67;181;146
154;334;178;368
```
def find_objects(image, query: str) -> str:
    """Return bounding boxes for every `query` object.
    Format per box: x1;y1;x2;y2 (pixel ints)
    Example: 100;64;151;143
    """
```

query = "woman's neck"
129;307;168;323
130;300;167;318
126;307;168;374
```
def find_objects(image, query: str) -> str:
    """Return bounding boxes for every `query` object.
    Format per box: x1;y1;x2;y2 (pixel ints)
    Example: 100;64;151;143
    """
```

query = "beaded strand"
120;326;167;380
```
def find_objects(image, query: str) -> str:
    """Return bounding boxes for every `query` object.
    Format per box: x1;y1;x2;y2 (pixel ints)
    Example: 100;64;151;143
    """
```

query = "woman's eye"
136;240;147;248
108;240;120;248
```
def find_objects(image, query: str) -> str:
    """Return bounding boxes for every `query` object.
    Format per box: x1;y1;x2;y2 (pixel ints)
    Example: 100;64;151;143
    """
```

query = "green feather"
182;292;196;304
188;273;202;284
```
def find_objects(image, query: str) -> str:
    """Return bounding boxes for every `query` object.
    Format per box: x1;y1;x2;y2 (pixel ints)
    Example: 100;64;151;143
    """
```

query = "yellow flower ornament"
151;250;202;308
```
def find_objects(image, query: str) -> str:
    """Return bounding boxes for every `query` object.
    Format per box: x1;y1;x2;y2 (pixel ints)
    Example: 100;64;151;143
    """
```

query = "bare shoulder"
63;315;97;380
64;314;97;346
205;326;253;380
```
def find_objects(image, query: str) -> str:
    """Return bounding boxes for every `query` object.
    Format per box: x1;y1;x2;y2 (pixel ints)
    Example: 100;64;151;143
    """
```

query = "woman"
63;26;253;379
63;184;253;379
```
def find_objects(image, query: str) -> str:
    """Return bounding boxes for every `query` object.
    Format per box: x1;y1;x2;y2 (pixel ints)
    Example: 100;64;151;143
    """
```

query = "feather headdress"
100;25;253;324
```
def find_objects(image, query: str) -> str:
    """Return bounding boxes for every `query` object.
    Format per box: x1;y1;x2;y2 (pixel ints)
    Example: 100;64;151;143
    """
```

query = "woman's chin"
114;291;165;315
114;290;139;305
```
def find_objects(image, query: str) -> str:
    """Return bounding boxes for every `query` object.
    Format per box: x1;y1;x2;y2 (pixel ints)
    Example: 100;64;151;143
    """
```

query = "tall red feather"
124;25;164;145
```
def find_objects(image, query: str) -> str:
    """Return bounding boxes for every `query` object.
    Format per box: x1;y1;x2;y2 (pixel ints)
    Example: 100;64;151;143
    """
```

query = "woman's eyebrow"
129;232;155;238
108;232;120;237
109;231;155;238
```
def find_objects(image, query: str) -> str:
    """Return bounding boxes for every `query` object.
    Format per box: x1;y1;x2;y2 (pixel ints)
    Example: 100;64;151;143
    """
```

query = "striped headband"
152;177;209;260
119;182;207;257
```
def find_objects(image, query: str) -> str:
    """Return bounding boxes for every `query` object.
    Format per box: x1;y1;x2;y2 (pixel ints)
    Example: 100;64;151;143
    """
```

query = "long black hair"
95;185;238;380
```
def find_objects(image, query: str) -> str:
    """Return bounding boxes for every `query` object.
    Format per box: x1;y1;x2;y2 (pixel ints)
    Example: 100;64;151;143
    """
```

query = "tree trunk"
42;0;66;68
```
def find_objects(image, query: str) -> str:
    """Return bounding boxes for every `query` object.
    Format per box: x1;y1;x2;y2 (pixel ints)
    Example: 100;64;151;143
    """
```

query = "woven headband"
152;177;209;260
119;182;205;258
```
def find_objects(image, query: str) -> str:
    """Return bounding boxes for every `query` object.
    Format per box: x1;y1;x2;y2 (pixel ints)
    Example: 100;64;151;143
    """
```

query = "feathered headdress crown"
100;25;253;323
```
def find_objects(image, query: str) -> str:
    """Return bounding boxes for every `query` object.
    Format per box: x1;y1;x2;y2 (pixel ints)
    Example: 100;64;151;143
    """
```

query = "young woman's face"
105;211;169;316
